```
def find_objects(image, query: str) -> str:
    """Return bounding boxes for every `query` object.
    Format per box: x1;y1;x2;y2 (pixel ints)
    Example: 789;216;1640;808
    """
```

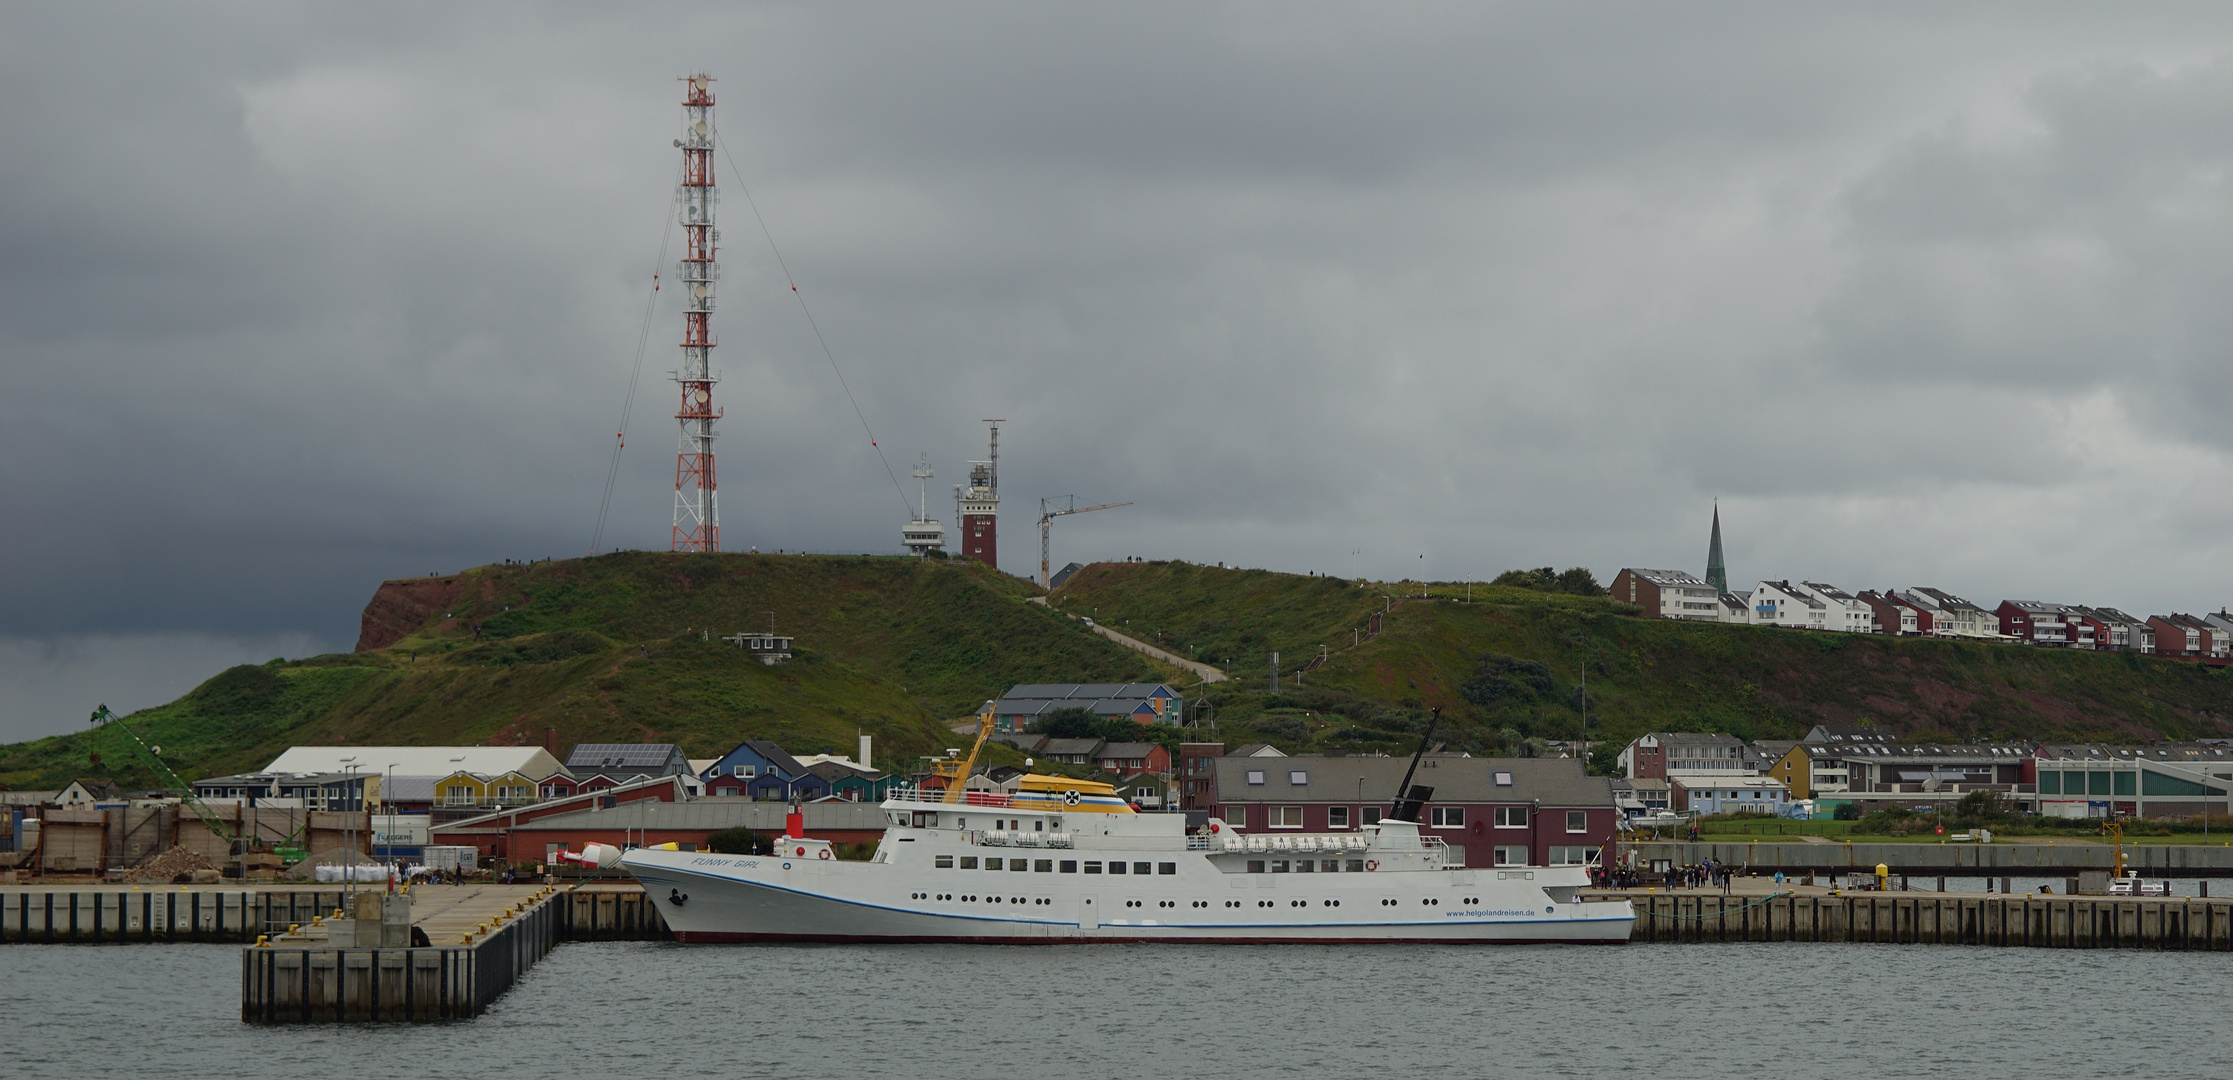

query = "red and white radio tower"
671;72;722;551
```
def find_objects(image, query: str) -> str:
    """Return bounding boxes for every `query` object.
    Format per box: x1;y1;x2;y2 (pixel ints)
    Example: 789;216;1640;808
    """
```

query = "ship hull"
624;848;1633;945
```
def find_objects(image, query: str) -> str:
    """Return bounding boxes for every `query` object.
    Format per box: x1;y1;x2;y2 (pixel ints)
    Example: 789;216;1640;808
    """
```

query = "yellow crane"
1039;495;1131;589
928;709;996;805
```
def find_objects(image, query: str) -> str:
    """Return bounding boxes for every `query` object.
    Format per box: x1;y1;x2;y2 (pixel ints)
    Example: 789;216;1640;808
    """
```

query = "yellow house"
1768;745;1813;800
434;770;541;808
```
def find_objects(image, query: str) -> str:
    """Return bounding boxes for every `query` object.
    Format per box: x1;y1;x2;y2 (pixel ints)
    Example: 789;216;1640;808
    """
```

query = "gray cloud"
8;4;2233;739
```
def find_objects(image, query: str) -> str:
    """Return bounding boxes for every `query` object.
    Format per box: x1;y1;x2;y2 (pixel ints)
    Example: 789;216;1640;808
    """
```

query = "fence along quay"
1603;890;2233;949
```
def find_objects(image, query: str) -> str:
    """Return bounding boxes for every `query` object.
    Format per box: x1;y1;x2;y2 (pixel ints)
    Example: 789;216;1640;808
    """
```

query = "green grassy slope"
1054;563;2233;756
0;553;1159;790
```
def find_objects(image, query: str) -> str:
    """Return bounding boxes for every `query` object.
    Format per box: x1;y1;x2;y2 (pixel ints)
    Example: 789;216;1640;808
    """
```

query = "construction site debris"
124;845;219;883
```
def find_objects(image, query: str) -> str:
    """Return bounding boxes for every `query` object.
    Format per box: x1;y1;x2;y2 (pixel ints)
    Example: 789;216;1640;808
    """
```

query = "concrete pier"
238;884;668;1023
1603;890;2233;948
1;887;379;943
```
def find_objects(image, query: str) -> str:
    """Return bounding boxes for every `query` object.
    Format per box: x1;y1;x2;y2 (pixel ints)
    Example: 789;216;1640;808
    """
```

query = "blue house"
701;740;823;801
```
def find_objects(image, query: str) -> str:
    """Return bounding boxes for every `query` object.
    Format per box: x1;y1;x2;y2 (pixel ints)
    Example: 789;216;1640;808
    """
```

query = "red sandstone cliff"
355;576;468;652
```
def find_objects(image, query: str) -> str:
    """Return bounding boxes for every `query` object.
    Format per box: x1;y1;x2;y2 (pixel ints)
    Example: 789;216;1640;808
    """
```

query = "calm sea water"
8;940;2231;1079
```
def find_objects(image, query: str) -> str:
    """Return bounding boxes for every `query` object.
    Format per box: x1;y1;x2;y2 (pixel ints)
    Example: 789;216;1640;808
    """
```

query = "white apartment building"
1748;580;1827;629
1795;582;1877;634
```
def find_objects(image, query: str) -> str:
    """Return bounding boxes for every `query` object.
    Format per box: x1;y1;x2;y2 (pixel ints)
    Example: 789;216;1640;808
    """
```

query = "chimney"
859;734;873;771
544;727;557;754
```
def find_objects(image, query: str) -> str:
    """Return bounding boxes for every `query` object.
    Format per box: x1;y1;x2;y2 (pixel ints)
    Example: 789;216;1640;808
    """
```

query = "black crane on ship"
1387;707;1442;823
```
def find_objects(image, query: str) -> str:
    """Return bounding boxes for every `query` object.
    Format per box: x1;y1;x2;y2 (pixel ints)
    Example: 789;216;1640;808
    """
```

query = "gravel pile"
125;845;219;883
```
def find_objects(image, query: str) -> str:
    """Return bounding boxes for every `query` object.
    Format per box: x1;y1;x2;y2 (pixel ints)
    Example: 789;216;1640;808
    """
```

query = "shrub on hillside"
1490;567;1606;596
1461;653;1555;705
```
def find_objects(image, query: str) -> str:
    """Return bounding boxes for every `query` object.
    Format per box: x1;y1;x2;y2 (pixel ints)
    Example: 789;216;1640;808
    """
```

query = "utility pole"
1269;652;1279;694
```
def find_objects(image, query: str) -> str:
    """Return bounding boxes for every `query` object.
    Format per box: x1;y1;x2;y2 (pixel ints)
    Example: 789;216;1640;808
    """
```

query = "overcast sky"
7;3;2233;741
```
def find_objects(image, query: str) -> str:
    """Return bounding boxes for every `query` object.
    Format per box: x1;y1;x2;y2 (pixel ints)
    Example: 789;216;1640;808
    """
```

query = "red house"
1210;754;1618;870
1093;742;1171;778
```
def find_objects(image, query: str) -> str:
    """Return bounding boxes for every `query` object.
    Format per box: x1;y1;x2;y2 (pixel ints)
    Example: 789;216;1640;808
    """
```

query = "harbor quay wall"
1622;841;2233;875
1;888;399;943
1605;891;2233;949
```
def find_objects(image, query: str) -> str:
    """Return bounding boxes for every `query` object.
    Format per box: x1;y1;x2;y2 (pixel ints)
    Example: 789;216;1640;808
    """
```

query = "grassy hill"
10;554;2233;791
0;552;1160;790
1051;562;2233;760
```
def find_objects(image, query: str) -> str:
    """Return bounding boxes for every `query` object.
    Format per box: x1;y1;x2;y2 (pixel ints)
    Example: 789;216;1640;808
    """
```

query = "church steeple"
1705;500;1727;594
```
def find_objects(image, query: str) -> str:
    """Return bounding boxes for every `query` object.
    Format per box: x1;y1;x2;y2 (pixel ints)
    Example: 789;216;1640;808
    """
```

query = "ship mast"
1388;707;1441;823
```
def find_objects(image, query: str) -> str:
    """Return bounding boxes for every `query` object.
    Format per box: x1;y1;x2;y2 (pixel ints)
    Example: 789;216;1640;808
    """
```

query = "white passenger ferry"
618;721;1634;944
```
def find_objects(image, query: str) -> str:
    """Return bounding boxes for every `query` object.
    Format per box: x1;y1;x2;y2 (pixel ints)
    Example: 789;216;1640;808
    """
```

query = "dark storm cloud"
8;3;2233;739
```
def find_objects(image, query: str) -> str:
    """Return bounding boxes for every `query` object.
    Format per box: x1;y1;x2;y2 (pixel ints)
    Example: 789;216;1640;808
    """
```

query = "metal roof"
564;744;684;770
262;746;568;780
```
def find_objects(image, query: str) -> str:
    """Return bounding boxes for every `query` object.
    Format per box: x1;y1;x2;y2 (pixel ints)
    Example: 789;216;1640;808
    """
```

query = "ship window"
1247;860;1266;873
1270;860;1289;873
1034;820;1043;831
1321;860;1340;873
1158;863;1176;875
1293;858;1314;873
983;858;1003;871
1084;861;1103;874
1011;859;1028;872
1328;806;1350;829
1059;860;1077;873
1034;859;1053;872
1134;862;1152;876
1345;859;1365;872
1108;861;1126;875
935;855;954;868
959;857;978;869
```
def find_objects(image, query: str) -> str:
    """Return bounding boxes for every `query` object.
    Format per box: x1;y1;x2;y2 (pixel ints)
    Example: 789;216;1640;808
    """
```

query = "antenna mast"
671;72;722;551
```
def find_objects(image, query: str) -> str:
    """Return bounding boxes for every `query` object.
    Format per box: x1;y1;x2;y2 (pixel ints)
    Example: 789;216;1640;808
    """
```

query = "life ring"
1365;859;1379;871
817;848;831;860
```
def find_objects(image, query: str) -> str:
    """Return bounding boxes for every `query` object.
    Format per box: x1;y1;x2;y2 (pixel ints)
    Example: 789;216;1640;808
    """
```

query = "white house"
1899;587;2001;639
1794;582;1877;634
1716;593;1751;624
1674;776;1792;815
1748;580;1826;629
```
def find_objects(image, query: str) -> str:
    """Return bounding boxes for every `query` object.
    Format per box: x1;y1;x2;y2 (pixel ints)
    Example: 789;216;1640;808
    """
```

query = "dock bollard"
255;935;270;948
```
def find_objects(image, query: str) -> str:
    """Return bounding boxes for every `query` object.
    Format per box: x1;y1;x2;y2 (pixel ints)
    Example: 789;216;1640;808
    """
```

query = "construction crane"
1039;495;1132;589
89;704;243;848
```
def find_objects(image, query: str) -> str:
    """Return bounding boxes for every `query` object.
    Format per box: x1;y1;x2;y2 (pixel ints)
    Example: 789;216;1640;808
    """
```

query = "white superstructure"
620;787;1634;944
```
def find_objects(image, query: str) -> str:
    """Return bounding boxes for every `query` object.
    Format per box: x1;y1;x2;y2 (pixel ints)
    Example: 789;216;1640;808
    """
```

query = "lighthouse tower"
959;421;1001;568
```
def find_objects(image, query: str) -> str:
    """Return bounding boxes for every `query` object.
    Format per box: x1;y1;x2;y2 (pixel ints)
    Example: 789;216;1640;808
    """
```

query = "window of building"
1546;846;1592;866
1494;806;1527;828
1246;770;1266;786
1430;807;1464;828
1271;806;1303;829
1328;806;1351;829
1222;806;1246;827
736;765;756;777
1359;806;1382;825
1492;845;1529;866
1288;770;1309;786
1566;810;1587;833
1493;771;1514;787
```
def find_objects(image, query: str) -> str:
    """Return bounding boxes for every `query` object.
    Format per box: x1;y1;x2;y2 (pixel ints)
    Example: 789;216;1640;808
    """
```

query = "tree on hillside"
1030;707;1105;739
1490;567;1605;596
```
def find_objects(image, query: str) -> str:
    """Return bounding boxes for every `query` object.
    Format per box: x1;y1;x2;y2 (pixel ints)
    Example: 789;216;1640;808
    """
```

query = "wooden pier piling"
1607;892;2233;949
